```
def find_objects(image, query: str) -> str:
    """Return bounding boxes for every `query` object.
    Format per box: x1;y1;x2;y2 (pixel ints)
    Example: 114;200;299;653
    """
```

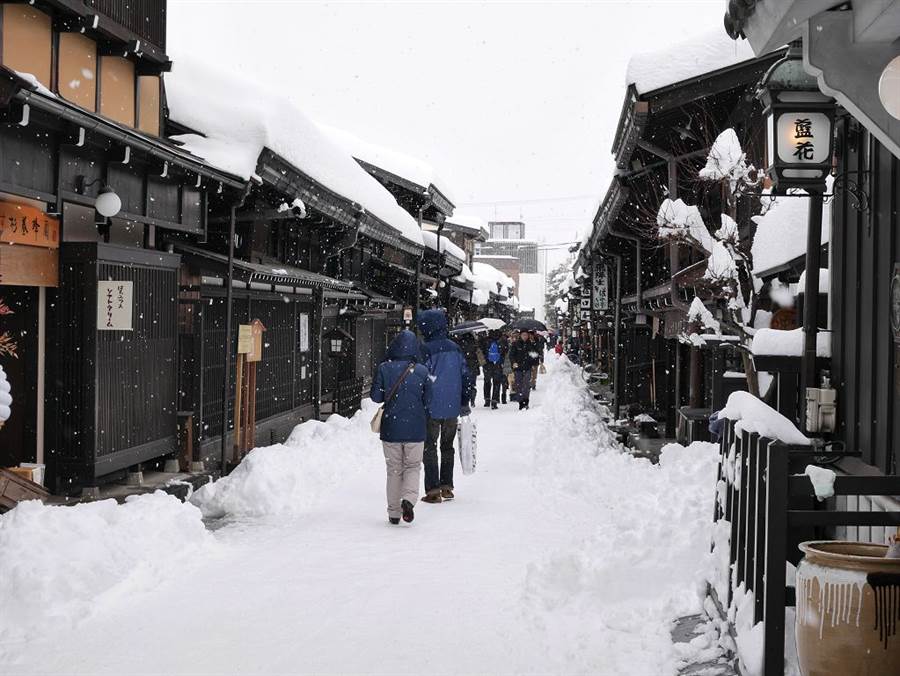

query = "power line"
457;194;600;207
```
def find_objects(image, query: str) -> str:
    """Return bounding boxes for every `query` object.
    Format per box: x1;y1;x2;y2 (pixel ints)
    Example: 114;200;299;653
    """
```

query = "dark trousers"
514;368;532;405
424;417;458;492
482;363;503;404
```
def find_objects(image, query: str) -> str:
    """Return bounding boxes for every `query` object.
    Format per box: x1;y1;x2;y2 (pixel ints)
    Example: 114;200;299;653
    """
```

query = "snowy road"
0;357;719;676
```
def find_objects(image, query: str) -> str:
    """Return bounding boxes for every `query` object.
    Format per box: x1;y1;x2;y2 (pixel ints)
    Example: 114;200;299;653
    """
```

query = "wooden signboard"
246;319;265;363
0;244;58;287
237;324;253;354
0;201;59;249
233;319;266;463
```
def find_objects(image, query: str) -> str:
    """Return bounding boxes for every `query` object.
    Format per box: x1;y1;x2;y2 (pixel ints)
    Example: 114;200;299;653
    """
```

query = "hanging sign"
592;262;608;311
776;112;831;165
97;281;133;331
299;313;310;352
0;201;59;248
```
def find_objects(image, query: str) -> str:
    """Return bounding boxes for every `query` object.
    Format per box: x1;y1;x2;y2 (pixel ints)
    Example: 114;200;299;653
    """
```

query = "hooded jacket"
370;330;433;443
417;309;471;419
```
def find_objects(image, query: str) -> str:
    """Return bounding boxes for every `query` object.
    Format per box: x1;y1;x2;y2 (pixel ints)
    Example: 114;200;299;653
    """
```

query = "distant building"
478;221;539;273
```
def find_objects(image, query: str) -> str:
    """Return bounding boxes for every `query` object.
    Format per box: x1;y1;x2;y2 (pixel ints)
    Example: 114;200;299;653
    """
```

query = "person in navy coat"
416;308;471;503
371;330;433;525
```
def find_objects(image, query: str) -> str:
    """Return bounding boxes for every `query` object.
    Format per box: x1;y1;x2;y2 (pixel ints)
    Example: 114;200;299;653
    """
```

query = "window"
137;75;160;136
1;4;52;88
99;56;135;127
58;32;97;111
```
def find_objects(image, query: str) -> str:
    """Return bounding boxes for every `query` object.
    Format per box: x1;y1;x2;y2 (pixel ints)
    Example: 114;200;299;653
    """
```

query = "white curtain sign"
97;281;133;331
592;262;608;311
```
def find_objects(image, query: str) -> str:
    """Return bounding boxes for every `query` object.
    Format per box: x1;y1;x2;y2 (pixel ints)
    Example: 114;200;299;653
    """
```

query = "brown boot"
421;490;442;504
441;487;454;501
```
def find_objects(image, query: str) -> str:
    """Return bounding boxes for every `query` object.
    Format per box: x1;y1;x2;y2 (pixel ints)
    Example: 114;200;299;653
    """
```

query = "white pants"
382;441;424;518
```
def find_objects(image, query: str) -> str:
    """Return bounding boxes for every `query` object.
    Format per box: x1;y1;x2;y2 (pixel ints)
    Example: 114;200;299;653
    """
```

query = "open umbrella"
476;317;507;330
449;320;488;335
508;318;547;332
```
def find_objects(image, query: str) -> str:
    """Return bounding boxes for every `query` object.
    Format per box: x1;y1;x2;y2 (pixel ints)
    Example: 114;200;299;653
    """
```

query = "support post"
612;254;622;417
220;203;238;474
763;441;789;676
800;190;824;430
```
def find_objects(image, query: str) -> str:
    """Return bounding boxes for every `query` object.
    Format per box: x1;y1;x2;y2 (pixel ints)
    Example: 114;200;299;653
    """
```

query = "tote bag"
457;415;477;475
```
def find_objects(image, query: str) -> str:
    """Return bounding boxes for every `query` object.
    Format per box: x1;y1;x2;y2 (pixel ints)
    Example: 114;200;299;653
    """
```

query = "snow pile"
720;391;810;445
700;129;755;193
191;401;381;518
751;185;832;276
421;230;466;263
165;55;423;247
797;268;830;294
751;327;831;358
319;123;456;206
0;492;213;641
626;30;756;95
657;198;713;252
804;465;836;501
523;357;721;674
688;297;721;334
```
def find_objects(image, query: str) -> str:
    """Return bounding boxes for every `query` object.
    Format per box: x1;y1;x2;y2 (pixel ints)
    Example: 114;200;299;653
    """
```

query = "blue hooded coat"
370;330;433;443
417;309;471;419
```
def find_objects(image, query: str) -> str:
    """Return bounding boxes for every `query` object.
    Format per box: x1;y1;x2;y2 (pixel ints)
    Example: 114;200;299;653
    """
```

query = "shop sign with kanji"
0;201;60;248
776;112;831;164
97;281;133;331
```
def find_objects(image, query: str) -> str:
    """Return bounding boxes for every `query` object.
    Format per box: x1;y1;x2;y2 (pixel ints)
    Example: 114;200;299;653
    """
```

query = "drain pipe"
220;183;252;474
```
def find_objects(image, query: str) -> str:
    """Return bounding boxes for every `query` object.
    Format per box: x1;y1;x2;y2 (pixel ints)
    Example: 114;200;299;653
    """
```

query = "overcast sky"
168;0;729;268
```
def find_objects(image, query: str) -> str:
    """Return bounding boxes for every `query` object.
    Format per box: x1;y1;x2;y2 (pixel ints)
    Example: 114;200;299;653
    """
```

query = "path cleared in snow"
0;356;719;676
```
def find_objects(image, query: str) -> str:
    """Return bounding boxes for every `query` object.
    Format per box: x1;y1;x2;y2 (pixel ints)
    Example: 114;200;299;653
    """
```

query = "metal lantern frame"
758;43;836;194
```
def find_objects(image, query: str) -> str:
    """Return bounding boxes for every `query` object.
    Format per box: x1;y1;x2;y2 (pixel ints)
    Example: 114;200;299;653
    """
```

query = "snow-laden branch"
699;128;757;195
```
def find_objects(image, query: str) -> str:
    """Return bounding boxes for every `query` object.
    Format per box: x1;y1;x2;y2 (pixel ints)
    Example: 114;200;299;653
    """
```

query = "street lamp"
759;41;836;194
759;41;837;433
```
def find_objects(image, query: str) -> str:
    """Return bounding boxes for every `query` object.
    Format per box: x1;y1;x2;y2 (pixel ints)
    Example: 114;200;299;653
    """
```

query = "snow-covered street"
0;357;719;676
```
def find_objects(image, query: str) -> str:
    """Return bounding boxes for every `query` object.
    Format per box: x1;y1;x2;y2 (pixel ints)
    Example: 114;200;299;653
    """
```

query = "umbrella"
449;320;488;335
508;318;547;332
476;317;507;330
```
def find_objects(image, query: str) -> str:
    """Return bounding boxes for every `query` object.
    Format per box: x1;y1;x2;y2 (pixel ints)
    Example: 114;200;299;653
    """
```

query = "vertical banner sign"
97;281;133;331
299;313;310;352
580;282;592;322
592;261;608;311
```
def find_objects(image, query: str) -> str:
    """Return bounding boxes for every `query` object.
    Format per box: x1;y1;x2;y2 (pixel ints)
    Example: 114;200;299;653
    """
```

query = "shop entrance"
0;286;38;467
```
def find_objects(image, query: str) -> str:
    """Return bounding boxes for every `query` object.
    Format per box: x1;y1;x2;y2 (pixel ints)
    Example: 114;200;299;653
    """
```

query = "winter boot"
401;499;415;523
389;517;400;525
483;401;491;408
441;487;454;501
421;490;442;504
491;401;498;410
501;394;507;404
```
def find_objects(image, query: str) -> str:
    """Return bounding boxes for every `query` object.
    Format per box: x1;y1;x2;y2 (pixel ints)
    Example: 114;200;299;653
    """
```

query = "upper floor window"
99;56;135;127
1;4;52;88
137;75;161;137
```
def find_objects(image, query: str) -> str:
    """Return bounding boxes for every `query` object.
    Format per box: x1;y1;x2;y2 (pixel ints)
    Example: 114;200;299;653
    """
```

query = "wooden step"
0;467;50;512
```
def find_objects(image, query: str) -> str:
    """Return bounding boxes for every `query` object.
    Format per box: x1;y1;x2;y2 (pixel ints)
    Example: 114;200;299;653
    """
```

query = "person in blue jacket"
370;329;433;525
416;308;471;503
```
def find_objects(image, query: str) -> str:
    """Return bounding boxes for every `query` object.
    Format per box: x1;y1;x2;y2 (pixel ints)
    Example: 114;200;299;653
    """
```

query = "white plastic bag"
457;415;477;475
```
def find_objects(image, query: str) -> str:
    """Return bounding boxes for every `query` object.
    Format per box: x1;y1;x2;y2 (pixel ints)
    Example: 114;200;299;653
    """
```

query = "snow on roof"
626;30;756;95
797;269;830;294
421;230;466;262
454;263;475;284
318;124;456;206
486;238;539;244
165;55;423;247
720;391;810;446
471;288;491;306
751;183;832;276
475;254;517;260
446;212;488;237
472;261;515;297
554;298;568;311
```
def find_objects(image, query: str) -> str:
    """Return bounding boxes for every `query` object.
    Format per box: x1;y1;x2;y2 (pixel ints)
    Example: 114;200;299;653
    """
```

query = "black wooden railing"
335;377;364;419
714;419;900;674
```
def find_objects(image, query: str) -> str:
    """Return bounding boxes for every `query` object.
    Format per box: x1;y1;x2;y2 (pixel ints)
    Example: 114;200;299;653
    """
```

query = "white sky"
168;0;728;269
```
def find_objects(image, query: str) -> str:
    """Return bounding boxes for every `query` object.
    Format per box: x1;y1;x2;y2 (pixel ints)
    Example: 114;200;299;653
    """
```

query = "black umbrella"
508;318;547;332
449;320;488;335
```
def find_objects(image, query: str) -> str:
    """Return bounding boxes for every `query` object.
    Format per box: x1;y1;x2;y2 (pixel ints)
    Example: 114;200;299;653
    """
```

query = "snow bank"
0;492;212;641
751;185;832;276
191;401;381;518
421;230;466;262
165;55;423;247
626;30;756;95
524;357;721;674
751;327;831;358
720;391;810;446
319;123;457;206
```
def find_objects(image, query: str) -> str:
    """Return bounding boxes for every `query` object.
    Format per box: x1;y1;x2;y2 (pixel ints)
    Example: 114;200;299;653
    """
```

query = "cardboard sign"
0;201;59;248
97;281;133;331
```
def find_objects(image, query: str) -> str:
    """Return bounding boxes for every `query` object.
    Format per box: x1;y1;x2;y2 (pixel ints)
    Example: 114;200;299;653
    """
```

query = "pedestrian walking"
456;332;480;407
370;329;433;525
500;334;512;404
529;331;546;391
417;308;471;503
478;329;506;409
510;329;541;410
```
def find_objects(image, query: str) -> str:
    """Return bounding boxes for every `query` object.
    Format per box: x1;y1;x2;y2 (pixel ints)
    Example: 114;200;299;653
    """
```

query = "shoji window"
1;4;52;88
58;32;97;111
99;56;135;126
137;75;160;136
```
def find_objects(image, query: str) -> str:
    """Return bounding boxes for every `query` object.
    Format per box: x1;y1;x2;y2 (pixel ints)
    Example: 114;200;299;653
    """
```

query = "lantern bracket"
829;170;871;214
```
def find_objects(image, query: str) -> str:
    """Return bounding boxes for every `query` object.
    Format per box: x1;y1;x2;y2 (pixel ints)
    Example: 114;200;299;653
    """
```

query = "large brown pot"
796;541;900;676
